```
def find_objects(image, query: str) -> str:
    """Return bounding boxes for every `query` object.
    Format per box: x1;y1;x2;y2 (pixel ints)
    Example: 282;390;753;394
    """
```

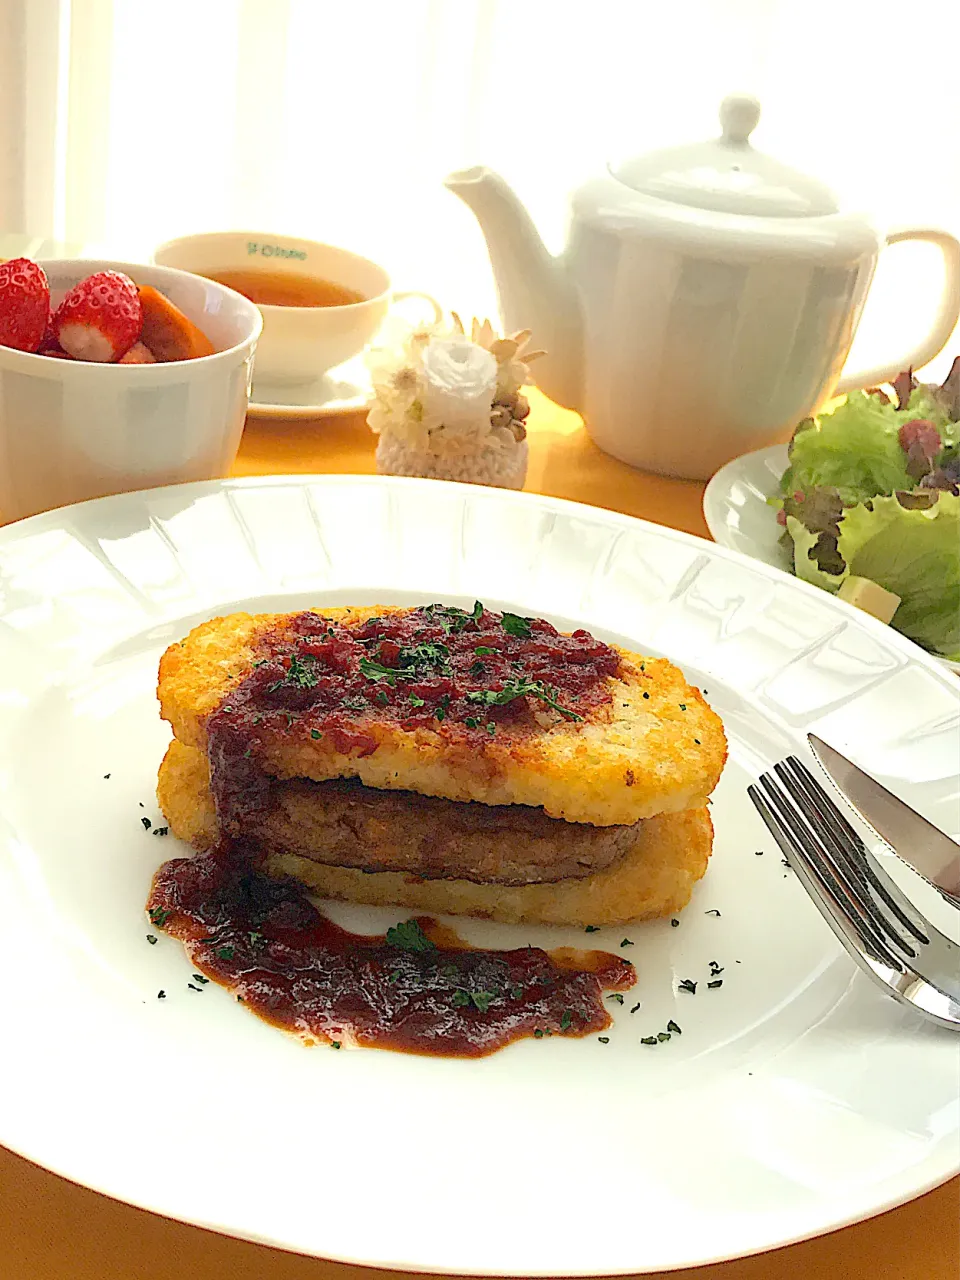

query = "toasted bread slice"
158;605;726;826
158;738;713;925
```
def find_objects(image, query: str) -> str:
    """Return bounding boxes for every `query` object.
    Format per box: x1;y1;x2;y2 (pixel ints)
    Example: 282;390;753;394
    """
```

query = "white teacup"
153;232;439;385
0;259;261;524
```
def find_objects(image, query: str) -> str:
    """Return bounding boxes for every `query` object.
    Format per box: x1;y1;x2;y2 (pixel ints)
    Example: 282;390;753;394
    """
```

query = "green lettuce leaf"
786;491;960;658
841;493;959;657
786;515;846;592
779;393;913;506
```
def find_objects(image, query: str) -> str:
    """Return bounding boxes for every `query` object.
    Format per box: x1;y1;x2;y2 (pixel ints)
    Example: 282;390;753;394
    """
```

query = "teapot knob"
719;93;761;145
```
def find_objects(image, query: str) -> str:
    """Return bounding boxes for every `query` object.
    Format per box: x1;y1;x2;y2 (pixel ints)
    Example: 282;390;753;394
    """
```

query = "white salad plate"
704;445;960;677
248;353;372;419
702;444;791;573
0;475;957;1276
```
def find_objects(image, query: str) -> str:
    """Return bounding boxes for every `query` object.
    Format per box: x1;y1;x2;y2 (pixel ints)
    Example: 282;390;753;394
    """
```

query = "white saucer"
248;354;373;419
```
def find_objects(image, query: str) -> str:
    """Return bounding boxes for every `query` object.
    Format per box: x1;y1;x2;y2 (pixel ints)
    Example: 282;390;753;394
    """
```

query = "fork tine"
748;784;905;972
751;771;960;1030
755;774;906;970
774;759;924;957
784;757;929;944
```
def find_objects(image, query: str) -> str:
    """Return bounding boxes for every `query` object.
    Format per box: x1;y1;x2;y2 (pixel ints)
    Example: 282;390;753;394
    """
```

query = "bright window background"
10;0;960;381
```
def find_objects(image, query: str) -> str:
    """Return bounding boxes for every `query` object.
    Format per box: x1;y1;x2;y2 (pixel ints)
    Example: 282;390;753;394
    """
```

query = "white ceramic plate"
704;445;960;676
249;353;372;419
0;475;957;1276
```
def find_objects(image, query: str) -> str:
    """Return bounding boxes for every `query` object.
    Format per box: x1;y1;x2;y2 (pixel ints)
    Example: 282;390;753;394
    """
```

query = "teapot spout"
444;166;582;410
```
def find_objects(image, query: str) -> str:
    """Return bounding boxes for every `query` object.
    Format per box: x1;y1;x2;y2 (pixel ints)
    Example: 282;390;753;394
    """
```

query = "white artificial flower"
419;336;498;430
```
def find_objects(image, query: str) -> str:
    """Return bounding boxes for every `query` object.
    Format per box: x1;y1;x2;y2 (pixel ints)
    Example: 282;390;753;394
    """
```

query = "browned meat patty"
159;739;639;885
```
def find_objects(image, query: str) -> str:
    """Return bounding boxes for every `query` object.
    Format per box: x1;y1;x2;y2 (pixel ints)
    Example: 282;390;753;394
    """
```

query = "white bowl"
0;260;262;523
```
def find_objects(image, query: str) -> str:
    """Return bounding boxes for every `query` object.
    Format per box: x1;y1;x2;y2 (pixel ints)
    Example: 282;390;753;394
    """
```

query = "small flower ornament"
367;315;544;489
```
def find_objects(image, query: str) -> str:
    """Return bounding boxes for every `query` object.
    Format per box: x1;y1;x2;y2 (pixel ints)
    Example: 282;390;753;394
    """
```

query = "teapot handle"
835;227;960;394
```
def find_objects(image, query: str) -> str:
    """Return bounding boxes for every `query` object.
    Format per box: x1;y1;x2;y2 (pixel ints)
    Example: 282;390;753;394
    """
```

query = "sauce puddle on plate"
147;847;635;1057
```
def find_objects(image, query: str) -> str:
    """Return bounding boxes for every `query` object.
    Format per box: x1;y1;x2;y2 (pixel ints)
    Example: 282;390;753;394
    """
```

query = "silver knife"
808;733;960;905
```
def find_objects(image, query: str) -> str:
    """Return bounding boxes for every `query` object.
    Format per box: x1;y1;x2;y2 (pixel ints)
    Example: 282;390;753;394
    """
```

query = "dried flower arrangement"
367;315;544;489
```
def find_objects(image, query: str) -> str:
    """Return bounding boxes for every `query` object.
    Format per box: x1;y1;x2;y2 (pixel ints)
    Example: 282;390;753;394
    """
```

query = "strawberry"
53;270;142;362
118;340;156;364
0;258;50;352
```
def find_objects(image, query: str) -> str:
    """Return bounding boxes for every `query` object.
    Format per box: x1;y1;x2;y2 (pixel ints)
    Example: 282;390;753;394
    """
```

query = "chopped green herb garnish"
269;652;318;691
657;1031;671;1042
679;703;687;711
216;946;235;960
670;918;680;927
640;1035;657;1045
629;1002;641;1014
141;816;152;831
533;1028;545;1038
310;728;321;739
560;1009;573;1031
187;983;203;992
157;990;166;999
192;973;209;984
486;721;496;736
678;978;697;994
385;919;434;953
510;985;524;1000
705;909;722;917
103;773;111;779
642;692;650;700
152;826;169;836
666;1019;682;1034
464;716;480;729
386;969;402;985
620;938;634;948
452;987;495;1012
608;993;624;1004
501;612;532;638
408;694;426;707
465;678;582;721
248;931;266;948
474;646;497;655
146;934;157;945
707;979;723;989
597;1036;610;1044
330;1040;342;1050
358;657;411;684
375;690;389;705
148;906;171;927
584;925;600;933
425;601;483;633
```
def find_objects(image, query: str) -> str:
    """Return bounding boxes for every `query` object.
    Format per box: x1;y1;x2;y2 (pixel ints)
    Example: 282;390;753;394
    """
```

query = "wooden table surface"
1;392;957;1279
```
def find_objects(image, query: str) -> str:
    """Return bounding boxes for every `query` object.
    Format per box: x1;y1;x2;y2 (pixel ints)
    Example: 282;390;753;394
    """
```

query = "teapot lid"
611;95;838;218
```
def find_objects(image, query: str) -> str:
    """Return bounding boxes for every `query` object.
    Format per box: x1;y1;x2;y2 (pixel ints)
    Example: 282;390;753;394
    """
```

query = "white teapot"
445;95;960;480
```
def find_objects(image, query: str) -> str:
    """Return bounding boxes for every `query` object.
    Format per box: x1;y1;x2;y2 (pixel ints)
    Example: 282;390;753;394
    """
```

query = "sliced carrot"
138;284;215;361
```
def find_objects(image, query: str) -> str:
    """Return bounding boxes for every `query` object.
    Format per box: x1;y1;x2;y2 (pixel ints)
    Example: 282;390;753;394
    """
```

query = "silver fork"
748;756;960;1030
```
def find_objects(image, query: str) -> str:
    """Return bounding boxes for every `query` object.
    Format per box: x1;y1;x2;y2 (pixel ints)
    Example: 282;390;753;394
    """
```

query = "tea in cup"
153;232;439;385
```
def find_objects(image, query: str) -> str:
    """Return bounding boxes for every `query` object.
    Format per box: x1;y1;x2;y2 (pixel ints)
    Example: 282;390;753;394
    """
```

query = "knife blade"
808;733;960;903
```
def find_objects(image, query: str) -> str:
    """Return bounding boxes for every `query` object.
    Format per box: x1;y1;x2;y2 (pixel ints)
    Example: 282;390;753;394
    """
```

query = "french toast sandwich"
156;602;726;925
